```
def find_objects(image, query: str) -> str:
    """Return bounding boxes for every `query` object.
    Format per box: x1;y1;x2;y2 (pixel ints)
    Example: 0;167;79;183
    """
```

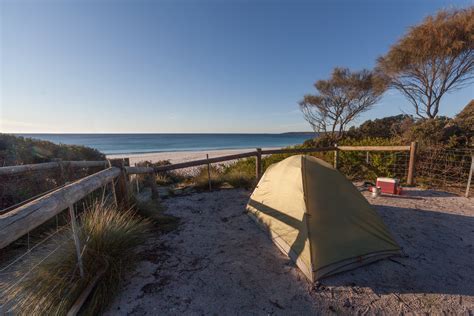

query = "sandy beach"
107;147;280;166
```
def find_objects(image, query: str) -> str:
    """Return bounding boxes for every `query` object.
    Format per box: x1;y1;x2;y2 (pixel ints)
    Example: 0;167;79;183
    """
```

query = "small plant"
223;169;255;189
3;201;150;315
191;164;256;190
192;165;225;190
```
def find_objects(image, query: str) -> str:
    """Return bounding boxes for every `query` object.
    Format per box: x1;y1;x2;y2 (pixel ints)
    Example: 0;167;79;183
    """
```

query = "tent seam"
301;155;316;281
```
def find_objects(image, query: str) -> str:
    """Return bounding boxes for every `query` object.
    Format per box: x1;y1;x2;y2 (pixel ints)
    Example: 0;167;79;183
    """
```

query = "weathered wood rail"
124;144;415;183
0;144;417;249
0;167;121;249
337;145;410;152
0;160;108;176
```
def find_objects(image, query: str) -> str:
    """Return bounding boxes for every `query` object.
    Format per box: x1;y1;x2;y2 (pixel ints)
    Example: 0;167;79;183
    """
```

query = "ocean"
17;133;314;155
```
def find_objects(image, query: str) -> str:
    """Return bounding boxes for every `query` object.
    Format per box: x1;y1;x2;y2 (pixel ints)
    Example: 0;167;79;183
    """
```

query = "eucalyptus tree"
299;67;385;141
377;7;474;119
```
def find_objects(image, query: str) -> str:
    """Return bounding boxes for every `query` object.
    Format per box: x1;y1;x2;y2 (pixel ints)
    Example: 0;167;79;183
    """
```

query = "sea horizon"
15;133;315;155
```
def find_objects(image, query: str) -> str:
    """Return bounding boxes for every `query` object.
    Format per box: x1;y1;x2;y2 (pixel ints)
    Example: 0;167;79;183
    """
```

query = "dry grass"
2;201;150;315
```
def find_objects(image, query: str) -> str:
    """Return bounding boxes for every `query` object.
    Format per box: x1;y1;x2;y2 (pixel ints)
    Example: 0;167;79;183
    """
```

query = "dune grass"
192;164;256;190
135;199;180;233
3;201;151;315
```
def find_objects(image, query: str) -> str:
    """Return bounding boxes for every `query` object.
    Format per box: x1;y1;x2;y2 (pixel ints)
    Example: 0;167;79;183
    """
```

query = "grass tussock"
3;201;150;315
192;164;255;190
136;199;180;233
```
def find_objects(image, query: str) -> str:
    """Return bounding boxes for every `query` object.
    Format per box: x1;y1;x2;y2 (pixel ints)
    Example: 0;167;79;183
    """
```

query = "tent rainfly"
246;155;401;281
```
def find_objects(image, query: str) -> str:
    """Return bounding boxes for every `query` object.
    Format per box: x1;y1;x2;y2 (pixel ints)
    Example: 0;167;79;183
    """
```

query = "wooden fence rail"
124;145;415;183
0;160;108;176
260;146;336;155
337;145;411;152
125;150;260;174
0;167;121;249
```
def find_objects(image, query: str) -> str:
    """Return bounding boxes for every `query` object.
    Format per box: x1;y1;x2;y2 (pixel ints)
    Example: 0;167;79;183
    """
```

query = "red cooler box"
376;177;400;195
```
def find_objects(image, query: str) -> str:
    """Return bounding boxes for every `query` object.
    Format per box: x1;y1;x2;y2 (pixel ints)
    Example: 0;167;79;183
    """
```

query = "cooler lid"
376;177;399;183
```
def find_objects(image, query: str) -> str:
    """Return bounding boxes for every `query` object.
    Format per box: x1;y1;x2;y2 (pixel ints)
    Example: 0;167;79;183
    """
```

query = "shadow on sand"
323;205;474;296
402;189;459;198
248;193;473;296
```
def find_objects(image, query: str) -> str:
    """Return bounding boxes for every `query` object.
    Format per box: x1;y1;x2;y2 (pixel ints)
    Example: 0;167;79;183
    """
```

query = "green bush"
336;137;406;181
223;168;255;189
192;163;256;190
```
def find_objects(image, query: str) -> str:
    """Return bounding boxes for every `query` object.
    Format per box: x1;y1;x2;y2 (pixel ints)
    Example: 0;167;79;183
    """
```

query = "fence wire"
416;147;473;196
0;165;105;210
128;147;472;195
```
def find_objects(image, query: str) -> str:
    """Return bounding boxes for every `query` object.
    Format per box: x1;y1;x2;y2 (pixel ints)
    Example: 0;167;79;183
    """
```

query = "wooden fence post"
206;154;212;191
150;172;159;200
108;158;130;207
144;162;159;200
333;144;339;169
134;163;140;193
466;155;474;198
256;148;262;181
407;141;418;186
52;158;68;184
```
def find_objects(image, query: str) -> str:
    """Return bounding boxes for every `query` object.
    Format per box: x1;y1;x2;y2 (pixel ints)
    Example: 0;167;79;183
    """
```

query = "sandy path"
107;188;474;315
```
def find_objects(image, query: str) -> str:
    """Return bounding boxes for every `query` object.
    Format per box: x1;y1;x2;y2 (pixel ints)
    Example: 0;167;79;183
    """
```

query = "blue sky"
1;0;472;133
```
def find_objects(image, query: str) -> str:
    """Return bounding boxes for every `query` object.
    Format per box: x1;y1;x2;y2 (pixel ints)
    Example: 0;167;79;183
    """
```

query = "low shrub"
0;133;105;165
192;165;226;190
336;137;404;181
191;163;256;190
223;169;255;189
134;160;187;189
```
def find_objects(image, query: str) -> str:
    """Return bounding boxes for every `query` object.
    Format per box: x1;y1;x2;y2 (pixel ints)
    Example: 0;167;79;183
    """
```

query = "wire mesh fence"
125;146;474;196
416;147;473;196
302;149;410;183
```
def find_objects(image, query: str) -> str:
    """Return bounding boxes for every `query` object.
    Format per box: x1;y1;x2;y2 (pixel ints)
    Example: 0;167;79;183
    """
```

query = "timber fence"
0;143;472;314
0;144;417;251
2;142;474;252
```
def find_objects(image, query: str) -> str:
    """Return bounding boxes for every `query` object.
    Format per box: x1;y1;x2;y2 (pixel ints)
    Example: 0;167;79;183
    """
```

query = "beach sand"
106;187;474;314
107;147;279;166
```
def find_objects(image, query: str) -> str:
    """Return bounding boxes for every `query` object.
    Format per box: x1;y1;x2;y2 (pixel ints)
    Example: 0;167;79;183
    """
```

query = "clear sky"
1;0;472;133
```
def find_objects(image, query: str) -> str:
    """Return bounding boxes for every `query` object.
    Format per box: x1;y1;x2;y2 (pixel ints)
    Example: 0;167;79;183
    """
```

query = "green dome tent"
246;155;401;281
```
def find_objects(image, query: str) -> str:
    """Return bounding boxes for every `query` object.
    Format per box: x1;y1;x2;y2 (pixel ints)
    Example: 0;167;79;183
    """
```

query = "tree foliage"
299;68;385;142
377;7;474;119
346;114;414;139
